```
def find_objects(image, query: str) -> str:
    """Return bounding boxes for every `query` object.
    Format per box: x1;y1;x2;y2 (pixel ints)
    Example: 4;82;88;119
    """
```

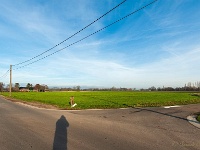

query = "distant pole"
9;65;12;97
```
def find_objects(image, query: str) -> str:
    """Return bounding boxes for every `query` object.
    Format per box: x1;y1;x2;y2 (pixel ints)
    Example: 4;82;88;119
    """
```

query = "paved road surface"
0;96;200;150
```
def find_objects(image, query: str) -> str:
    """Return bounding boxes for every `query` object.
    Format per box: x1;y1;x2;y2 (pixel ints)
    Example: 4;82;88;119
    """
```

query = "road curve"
0;96;200;150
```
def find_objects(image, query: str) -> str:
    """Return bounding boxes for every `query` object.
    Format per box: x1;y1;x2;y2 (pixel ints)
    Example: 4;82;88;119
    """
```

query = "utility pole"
9;65;12;97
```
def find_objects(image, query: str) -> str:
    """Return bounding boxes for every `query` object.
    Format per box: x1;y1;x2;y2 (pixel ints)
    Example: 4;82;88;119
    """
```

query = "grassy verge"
197;115;200;122
1;91;200;109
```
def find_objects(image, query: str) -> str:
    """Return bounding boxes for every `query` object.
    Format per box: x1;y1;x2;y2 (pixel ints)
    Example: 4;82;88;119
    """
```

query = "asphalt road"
0;96;200;150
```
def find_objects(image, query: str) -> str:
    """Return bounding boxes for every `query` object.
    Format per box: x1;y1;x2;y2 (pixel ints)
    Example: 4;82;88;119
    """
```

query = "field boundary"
1;91;200;109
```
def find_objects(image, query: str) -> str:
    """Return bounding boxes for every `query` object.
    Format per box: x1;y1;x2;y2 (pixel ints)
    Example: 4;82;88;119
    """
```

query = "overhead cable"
0;69;10;78
14;0;158;70
12;0;127;66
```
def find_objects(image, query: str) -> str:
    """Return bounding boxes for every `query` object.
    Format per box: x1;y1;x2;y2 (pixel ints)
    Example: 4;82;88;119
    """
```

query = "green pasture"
1;91;200;109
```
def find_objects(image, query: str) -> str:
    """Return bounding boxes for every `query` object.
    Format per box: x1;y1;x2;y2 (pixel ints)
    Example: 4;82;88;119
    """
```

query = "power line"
14;0;158;70
12;0;127;67
0;69;10;79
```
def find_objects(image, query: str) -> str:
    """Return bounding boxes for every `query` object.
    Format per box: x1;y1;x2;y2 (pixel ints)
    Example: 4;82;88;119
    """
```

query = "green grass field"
1;91;200;109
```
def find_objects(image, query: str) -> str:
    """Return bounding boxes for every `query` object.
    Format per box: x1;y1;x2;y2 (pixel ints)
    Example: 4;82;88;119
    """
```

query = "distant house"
19;87;29;92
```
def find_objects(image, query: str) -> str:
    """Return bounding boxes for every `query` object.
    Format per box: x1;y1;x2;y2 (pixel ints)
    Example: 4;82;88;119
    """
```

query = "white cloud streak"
1;0;200;89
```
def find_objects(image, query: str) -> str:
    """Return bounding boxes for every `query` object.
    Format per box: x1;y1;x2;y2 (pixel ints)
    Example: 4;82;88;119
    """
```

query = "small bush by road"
197;115;200;122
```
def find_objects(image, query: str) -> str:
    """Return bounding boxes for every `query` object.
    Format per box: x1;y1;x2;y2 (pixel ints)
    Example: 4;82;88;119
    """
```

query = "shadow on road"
135;107;200;124
115;101;199;124
53;115;69;150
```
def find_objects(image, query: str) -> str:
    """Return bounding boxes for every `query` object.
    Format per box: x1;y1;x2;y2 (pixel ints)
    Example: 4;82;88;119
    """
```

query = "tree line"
50;82;200;92
0;81;200;92
147;82;200;91
0;82;49;92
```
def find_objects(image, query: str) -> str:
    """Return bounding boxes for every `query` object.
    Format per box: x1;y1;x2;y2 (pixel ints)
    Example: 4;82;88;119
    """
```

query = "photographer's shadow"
53;115;69;150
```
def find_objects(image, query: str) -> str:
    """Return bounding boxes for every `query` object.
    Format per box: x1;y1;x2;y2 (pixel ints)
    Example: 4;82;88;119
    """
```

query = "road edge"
187;115;200;129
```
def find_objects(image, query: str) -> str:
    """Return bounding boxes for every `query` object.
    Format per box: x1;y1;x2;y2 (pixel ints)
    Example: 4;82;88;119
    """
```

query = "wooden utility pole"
9;65;12;97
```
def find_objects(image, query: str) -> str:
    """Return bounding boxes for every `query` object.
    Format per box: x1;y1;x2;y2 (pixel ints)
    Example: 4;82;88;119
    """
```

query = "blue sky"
0;0;200;89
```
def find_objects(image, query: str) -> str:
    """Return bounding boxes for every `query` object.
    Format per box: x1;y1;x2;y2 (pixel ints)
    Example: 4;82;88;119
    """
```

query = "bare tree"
34;84;41;92
0;82;4;92
14;83;20;92
6;84;13;92
40;84;46;92
76;85;80;91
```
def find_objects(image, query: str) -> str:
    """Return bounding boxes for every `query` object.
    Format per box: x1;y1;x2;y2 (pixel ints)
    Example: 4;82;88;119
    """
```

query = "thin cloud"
1;0;200;88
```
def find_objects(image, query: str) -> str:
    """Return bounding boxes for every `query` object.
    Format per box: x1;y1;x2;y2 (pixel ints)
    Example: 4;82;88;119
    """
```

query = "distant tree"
26;83;31;89
6;84;9;91
149;86;156;91
29;84;33;91
40;84;48;92
76;86;80;91
187;82;192;87
45;85;49;91
140;88;144;91
6;84;13;91
111;86;117;91
0;82;4;92
157;87;162;91
34;84;41;92
14;83;20;91
40;85;45;92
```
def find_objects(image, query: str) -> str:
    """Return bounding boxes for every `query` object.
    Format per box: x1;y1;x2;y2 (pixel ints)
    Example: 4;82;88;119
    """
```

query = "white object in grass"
71;103;77;107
